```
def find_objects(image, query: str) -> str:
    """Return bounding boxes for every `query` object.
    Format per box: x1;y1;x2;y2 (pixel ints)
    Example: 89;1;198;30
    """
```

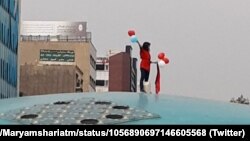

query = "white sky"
21;0;250;101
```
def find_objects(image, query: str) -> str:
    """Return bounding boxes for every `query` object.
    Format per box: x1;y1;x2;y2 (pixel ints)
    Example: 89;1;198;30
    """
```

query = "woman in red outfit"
137;41;152;92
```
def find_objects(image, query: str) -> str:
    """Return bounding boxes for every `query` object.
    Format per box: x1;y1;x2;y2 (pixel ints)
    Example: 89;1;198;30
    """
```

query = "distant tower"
109;45;137;92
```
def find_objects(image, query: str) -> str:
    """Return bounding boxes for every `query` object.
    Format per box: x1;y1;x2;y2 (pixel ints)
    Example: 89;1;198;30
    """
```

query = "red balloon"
163;57;169;64
158;52;165;60
128;30;135;36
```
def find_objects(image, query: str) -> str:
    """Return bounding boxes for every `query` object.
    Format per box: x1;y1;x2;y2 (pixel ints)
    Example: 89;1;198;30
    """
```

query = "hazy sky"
21;0;250;101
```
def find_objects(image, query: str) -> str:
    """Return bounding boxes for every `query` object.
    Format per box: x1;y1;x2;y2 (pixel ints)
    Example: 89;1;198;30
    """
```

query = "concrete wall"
20;64;80;96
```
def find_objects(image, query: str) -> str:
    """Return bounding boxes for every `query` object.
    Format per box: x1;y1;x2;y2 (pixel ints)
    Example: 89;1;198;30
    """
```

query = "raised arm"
137;41;142;49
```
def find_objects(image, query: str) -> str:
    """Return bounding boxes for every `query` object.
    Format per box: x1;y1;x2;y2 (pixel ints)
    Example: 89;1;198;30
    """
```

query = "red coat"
140;48;151;71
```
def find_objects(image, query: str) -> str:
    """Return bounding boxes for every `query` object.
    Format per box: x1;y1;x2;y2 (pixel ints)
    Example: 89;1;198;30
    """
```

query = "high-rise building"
109;45;137;92
0;0;20;99
20;21;96;94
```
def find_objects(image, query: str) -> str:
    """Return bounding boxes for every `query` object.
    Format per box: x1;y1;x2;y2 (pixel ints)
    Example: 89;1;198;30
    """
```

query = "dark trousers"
140;68;150;91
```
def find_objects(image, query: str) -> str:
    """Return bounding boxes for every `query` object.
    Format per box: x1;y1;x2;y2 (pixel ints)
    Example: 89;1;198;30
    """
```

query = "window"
90;55;96;69
6;62;9;83
1;23;3;43
1;60;3;80
3;61;6;81
7;28;10;49
76;79;81;87
0;59;2;79
0;23;2;43
3;24;5;45
89;76;96;88
96;64;104;70
96;80;105;86
11;34;14;51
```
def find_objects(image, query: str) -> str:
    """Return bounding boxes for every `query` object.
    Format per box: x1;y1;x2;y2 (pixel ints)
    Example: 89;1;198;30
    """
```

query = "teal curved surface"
0;92;250;124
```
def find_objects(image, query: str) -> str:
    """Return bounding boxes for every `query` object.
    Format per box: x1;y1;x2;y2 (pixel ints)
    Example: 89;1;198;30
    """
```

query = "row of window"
0;93;6;99
0;22;18;53
90;55;96;70
0;0;19;19
0;0;10;14
0;58;17;87
21;35;91;42
0;87;16;99
0;0;19;99
0;92;11;99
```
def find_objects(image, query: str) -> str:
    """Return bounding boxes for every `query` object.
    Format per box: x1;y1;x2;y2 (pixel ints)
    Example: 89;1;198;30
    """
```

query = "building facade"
20;21;96;94
109;45;137;92
0;0;20;99
20;64;83;96
96;57;109;92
